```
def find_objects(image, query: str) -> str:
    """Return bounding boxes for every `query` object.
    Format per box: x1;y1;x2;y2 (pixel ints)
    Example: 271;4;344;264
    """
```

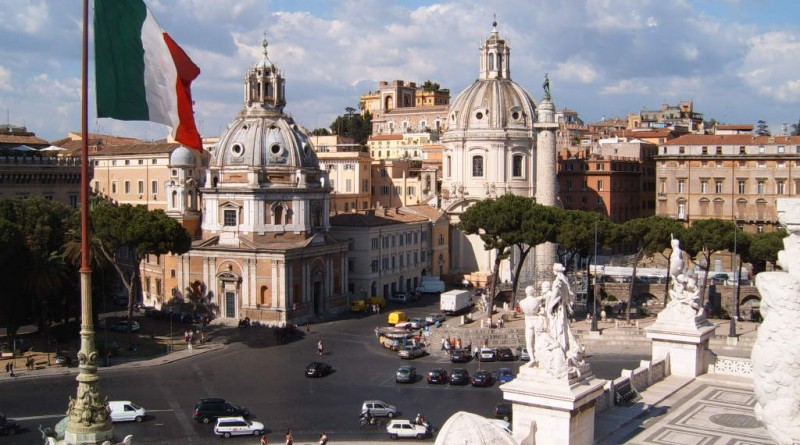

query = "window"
381;186;389;196
371;237;379;249
715;180;723;194
362;179;368;192
759;145;765;153
597;180;604;191
223;209;237;226
382;258;389;270
438;233;444;245
124;181;131;194
739;146;746;155
701;146;708;155
472;155;484;177
596;197;603;205
566;180;573;191
716;146;722;155
381;168;387;178
371;260;379;273
738;180;746;194
778;145;785;153
582;180;587;191
138;181;144;194
701;180;708;193
512;155;523;177
407;186;415;195
757;180;766;194
678;179;685;193
446;156;451;177
345;179;352;192
111;181;117;194
151;180;158;194
395;186;402;196
777;180;786;195
679;146;685;154
565;196;572;205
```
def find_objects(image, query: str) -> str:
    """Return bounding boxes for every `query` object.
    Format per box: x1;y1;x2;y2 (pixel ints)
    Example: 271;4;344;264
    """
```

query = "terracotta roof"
664;134;800;145
716;124;753;130
369;134;403;141
330;207;429;227
404;204;446;222
618;129;684;139
88;142;179;156
0;134;50;147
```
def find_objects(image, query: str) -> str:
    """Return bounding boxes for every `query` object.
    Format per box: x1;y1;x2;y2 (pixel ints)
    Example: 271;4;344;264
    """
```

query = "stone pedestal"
645;314;715;377
501;365;606;445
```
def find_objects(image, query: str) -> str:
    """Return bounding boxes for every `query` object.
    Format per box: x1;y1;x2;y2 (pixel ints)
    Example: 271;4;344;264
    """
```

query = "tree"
555;210;616;271
755;120;771;136
421;80;441;92
310;128;330;136
790;118;800;136
330;109;372;146
683;218;737;304
457;196;516;327
89;199;192;340
746;229;786;273
511;204;562;304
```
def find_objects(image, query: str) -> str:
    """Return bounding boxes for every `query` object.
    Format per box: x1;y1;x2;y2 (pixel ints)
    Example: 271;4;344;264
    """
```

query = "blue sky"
1;0;799;142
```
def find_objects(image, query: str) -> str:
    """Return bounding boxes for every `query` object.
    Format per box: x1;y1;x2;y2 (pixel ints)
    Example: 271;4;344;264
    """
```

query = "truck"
417;276;446;293
440;290;473;315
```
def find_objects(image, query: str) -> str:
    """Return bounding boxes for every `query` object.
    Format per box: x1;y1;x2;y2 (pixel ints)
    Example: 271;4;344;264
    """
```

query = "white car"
386;419;428;440
516;346;530;362
213;416;265;438
408;317;427;329
478;347;496;362
108;401;146;423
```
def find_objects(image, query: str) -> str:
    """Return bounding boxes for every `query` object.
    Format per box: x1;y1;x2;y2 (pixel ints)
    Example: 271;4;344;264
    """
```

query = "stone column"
534;91;559;284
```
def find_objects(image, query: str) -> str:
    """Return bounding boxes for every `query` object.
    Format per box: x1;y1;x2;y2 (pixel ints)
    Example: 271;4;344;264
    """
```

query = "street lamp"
591;221;599;332
729;224;740;338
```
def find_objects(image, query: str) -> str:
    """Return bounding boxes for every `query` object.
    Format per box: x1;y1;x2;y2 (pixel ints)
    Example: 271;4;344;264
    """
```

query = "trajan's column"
533;75;559;282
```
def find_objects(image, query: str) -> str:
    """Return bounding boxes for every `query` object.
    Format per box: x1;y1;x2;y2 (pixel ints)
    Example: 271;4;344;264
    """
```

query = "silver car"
399;345;425;359
361;400;397;418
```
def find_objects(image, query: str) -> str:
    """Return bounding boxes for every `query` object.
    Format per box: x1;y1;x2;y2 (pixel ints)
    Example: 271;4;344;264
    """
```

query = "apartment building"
656;133;800;232
360;79;450;136
312;135;372;213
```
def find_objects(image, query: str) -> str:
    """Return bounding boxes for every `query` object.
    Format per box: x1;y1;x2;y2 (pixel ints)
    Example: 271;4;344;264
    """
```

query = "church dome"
445;22;536;133
211;117;318;169
169;145;197;167
209;31;318;171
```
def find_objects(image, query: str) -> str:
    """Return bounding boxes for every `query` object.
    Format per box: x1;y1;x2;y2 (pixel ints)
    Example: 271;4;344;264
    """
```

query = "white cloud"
0;66;11;91
601;79;650;96
0;0;50;34
739;31;800;103
553;57;599;84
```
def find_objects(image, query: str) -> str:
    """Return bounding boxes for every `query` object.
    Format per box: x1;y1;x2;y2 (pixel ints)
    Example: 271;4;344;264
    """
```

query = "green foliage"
746;229;786;273
556;210;615;269
421;80;441;92
310;128;330;136
622;216;687;258
329;109;372;146
755;119;771;136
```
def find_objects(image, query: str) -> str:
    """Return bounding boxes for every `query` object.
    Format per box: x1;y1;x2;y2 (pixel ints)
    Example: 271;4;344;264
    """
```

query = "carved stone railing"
708;355;753;376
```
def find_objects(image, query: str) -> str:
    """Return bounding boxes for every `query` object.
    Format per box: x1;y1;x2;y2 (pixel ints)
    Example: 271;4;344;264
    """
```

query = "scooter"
359;413;379;427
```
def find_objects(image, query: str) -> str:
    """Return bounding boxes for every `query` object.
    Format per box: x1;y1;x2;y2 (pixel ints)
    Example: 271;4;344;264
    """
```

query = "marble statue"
660;236;705;320
521;262;586;379
519;283;547;368
753;198;800;445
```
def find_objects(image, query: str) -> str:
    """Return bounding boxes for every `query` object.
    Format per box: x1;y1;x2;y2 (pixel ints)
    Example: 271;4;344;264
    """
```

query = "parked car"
493;402;512;422
193;398;249;424
496;347;515;361
305;361;332;377
497;368;514;383
387;293;410;304
350;300;368;313
425;313;446;325
449;348;472;363
386;419;428;440
449;368;470;385
399;345;425;360
427;368;448;384
471;370;493;387
516;346;530;362
395;365;417;383
110;319;140;332
0;413;20;436
361;400;397;418
108;401;147;423
478;347;496;362
408;317;427;329
55;352;74;367
213;416;264;438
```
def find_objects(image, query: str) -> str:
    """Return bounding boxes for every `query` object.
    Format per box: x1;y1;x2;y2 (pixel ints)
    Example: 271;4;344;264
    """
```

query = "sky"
1;0;799;143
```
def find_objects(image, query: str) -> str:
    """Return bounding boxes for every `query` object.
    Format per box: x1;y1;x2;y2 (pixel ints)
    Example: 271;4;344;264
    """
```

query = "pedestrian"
8;361;14;377
187;330;194;350
319;432;329;445
306;322;311;333
4;362;9;374
440;338;446;351
260;434;269;445
317;340;324;356
285;428;294;445
200;331;205;345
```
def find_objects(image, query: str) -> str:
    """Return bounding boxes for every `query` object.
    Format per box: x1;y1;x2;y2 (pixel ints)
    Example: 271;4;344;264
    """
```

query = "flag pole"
63;0;114;442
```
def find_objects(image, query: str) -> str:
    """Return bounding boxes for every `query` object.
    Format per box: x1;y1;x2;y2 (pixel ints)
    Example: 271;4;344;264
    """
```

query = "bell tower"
479;20;511;80
243;32;286;116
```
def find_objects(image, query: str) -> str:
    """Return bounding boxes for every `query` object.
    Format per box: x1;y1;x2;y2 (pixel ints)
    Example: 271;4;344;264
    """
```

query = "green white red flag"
94;0;202;151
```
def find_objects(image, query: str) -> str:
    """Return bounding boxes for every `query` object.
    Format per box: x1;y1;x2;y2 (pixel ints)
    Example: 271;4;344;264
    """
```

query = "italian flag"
94;0;202;151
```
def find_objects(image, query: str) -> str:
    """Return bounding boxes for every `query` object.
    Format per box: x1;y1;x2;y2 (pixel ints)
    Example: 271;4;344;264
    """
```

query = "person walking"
285;428;294;445
319;432;329;445
260;433;269;445
317;340;324;356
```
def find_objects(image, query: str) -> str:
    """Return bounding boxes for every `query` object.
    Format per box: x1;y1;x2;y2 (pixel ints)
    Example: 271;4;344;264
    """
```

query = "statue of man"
519;283;548;367
547;263;582;365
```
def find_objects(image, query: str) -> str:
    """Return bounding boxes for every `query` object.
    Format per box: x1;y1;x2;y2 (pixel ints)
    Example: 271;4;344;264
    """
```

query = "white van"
108;401;146;423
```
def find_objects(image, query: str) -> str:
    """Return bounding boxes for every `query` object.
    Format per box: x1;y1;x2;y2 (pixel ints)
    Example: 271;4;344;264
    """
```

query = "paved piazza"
627;378;774;445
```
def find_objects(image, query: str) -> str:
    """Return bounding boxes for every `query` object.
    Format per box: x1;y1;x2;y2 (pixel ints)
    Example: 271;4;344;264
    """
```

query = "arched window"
488;53;494;71
446;156;451;178
472;155;484;177
497;54;503;72
171;190;178;208
274;205;284;225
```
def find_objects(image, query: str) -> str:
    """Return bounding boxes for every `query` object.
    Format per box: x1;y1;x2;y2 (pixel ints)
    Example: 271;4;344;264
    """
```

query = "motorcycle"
359;413;380;428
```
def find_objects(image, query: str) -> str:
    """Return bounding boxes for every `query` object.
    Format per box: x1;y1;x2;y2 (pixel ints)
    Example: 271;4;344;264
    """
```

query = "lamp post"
729;225;740;338
591;221;599;332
